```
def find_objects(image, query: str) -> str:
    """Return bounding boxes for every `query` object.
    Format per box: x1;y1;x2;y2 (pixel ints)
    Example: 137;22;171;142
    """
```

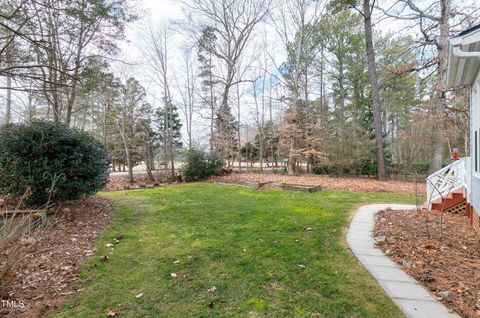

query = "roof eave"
447;30;480;88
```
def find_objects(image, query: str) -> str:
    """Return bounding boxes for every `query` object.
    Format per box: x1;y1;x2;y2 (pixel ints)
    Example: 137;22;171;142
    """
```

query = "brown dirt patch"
0;196;112;318
374;210;480;318
211;172;425;195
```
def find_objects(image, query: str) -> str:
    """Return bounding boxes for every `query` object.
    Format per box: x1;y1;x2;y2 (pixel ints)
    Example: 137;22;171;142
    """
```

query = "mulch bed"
104;175;161;191
211;172;425;195
0;196;112;318
374;209;480;318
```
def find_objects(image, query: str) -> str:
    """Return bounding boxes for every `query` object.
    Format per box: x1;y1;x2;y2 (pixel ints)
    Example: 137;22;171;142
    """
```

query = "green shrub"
0;120;110;207
360;161;377;176
312;164;342;175
311;164;330;175
183;148;223;181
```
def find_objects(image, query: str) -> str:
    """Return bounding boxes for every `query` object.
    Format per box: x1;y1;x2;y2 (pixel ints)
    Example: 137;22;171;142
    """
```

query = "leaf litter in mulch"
374;209;480;318
0;196;112;318
211;172;425;195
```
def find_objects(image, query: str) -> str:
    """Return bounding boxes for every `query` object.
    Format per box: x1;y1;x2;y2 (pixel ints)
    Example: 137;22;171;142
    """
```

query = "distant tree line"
1;0;478;181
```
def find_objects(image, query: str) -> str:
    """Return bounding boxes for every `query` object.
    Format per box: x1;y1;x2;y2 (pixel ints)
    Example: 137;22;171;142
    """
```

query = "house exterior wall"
470;72;480;217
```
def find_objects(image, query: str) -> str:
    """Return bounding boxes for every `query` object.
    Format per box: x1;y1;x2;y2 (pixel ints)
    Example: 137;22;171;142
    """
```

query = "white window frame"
472;76;480;179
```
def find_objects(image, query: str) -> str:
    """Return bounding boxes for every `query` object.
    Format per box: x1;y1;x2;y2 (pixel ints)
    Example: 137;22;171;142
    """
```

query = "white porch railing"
426;157;469;210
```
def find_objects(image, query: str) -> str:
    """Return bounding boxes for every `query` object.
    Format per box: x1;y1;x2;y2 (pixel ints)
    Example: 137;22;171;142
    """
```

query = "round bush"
183;148;223;181
0;120;110;207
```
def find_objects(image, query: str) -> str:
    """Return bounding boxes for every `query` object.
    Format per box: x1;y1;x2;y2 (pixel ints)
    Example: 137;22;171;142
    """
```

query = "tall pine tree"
156;99;182;179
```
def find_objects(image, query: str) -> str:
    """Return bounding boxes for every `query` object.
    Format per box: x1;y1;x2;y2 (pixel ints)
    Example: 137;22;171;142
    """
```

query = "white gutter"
453;46;480;59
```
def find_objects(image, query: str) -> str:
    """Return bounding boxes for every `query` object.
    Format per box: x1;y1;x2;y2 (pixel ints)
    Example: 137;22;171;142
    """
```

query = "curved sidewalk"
347;204;459;318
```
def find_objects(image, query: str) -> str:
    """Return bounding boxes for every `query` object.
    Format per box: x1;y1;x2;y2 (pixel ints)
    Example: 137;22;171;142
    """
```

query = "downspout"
453;46;480;59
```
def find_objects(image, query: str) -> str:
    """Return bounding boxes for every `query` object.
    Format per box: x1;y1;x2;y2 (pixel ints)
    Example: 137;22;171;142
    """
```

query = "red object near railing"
452;148;459;160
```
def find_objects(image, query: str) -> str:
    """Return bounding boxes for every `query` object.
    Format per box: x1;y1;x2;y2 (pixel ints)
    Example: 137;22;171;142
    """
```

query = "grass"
54;183;415;318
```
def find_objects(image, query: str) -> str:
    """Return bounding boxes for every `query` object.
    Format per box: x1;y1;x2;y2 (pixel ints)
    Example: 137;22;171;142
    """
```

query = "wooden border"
278;183;321;193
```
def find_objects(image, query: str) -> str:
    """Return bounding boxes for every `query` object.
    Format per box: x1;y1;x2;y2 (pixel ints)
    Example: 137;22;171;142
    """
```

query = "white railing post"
425;157;468;210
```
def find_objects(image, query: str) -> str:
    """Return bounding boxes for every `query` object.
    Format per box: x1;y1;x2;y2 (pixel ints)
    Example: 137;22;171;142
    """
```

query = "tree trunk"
125;149;133;183
429;0;450;174
288;142;295;176
171;151;175;181
145;135;155;183
338;56;346;176
5;76;11;124
27;93;35;122
269;76;275;167
363;0;386;180
237;85;242;172
219;82;231;161
209;52;215;154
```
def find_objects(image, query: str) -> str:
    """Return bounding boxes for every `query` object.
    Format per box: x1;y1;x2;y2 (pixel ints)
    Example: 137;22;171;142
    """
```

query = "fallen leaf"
105;243;114;248
100;255;109;262
207;302;214;308
107;309;116;317
135;293;143;299
170;272;177;278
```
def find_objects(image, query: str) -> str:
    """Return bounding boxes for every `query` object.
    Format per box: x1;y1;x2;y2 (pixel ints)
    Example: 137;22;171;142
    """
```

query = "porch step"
427;187;466;212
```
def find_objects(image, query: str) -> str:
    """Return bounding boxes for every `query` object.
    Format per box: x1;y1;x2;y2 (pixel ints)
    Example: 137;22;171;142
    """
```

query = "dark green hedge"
0;120;110;207
183;148;223;181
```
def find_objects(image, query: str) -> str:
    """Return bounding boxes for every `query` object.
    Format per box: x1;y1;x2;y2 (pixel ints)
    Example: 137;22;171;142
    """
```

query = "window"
476;130;478;172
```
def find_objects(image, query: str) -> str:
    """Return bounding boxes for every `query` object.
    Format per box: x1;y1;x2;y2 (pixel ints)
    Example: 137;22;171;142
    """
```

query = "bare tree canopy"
1;0;477;180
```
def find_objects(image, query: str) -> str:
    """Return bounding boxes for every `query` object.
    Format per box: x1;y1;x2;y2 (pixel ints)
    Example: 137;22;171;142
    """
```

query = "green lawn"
54;183;414;318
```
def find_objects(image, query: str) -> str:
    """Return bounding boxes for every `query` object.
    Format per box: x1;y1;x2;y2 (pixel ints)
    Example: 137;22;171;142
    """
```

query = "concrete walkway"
347;204;459;318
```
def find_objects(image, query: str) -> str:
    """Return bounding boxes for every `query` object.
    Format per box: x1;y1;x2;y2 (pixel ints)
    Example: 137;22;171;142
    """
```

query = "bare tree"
253;73;267;172
186;0;271;161
1;0;134;126
139;21;177;178
235;82;244;171
377;0;480;173
175;47;197;150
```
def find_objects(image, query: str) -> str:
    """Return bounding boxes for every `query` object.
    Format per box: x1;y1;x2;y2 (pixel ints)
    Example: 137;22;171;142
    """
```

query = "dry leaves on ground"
0;196;112;318
374;210;480;318
104;176;160;191
211;172;425;195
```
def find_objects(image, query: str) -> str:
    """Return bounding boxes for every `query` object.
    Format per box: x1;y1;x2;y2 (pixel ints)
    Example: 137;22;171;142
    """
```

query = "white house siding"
470;73;480;217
